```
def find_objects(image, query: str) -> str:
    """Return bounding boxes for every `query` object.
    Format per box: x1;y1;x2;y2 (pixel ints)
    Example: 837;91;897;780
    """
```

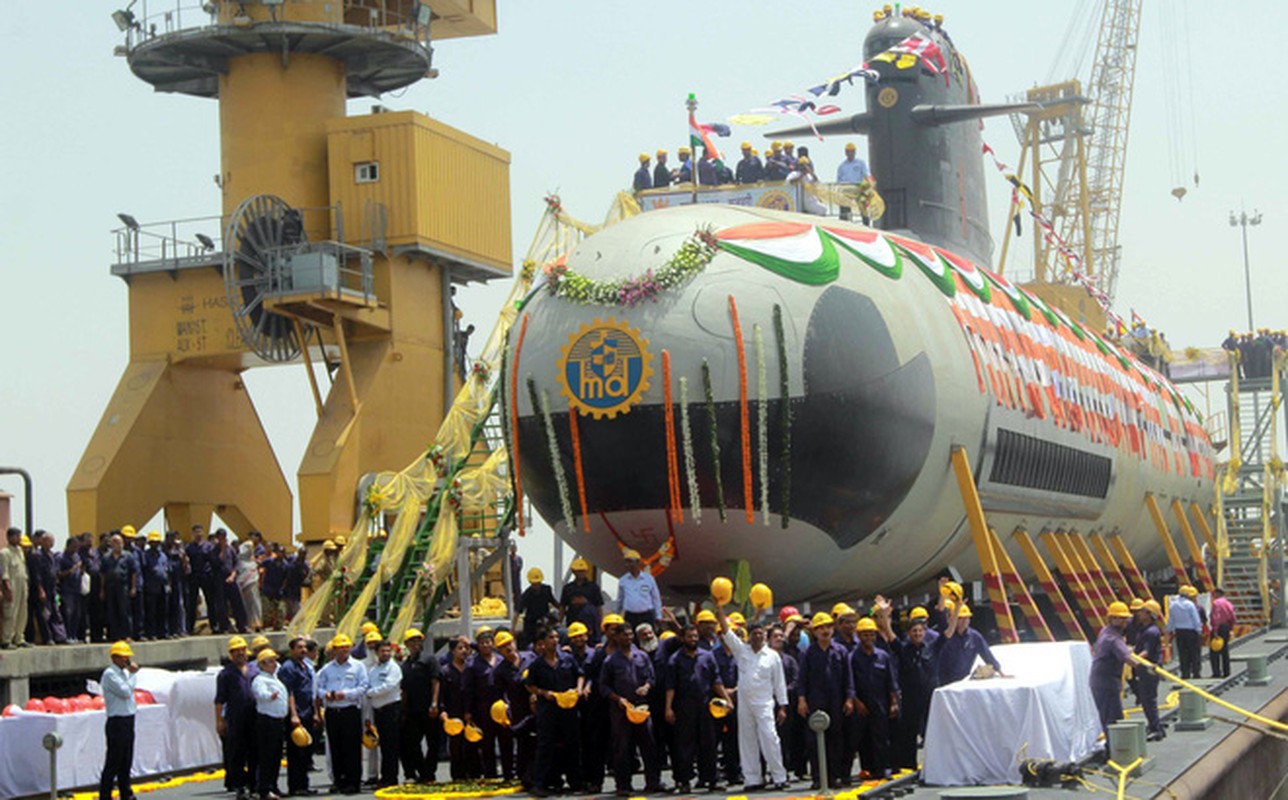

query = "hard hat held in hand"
749;582;773;611
464;722;484;742
555;689;580;709
290;725;313;748
361;723;380;749
491;699;511;726
708;697;732;719
625;702;651;724
710;577;733;605
443;717;465;736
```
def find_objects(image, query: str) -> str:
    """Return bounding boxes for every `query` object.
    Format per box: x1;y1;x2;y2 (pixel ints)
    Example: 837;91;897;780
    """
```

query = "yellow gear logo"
557;318;653;420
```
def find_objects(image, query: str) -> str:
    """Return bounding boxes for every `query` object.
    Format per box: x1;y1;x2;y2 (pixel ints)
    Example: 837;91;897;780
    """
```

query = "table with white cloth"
0;668;223;798
922;641;1100;786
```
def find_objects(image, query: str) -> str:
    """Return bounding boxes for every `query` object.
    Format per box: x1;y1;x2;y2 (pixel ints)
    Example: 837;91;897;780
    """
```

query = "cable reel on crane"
222;194;305;363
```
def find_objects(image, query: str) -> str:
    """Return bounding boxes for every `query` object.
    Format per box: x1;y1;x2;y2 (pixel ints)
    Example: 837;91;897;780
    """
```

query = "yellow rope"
1140;658;1288;733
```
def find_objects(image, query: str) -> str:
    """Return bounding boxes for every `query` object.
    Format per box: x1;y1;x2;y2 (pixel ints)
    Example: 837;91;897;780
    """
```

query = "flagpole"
686;93;699;205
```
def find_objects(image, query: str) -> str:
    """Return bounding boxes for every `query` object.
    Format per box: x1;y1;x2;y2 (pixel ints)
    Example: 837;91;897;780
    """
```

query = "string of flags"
981;140;1129;335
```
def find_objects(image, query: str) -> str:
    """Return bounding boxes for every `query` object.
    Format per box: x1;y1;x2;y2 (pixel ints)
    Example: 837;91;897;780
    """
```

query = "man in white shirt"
366;639;404;787
315;634;370;794
252;648;289;800
715;602;789;791
100;640;139;800
615;549;662;630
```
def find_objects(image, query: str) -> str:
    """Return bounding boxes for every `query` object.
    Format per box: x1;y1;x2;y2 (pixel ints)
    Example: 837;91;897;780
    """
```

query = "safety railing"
111;213;225;273
260;241;375;303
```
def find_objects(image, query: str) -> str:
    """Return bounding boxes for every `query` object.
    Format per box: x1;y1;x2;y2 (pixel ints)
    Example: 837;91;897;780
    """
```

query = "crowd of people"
0;524;310;648
1221;328;1286;379
631;140;870;199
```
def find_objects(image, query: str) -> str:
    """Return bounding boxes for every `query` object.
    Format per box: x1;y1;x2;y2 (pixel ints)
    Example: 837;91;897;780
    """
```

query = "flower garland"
773;304;792;528
702;360;727;522
544;228;719;307
728;295;754;525
529;379;576;533
567;405;590;533
679;376;701;524
662;350;684;523
755;324;770;526
375;779;524;799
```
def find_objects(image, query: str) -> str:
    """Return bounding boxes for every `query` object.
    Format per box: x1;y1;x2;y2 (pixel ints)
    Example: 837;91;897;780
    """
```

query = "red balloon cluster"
9;691;140;715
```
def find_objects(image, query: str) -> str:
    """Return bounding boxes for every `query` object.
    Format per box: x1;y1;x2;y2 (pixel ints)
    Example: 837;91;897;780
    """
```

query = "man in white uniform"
715;601;790;791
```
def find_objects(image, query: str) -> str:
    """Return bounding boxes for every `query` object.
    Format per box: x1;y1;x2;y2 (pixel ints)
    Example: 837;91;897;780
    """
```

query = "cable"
1137;658;1288;733
1107;757;1142;800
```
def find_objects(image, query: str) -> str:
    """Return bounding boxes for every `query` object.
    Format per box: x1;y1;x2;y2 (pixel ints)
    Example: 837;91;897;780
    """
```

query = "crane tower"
68;1;510;542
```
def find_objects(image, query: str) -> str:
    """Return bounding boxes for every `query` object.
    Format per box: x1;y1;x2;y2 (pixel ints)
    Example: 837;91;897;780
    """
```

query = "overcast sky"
1;1;1283;582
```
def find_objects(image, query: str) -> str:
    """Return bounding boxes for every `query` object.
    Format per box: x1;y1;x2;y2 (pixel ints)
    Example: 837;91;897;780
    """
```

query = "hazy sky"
1;1;1283;581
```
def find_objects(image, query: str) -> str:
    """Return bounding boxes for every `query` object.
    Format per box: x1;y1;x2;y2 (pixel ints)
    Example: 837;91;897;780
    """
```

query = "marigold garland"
773;304;792;529
754;324;770;526
679;376;701;524
529;380;576;533
510;314;531;536
702;360;727;522
729;295;754;525
662;350;683;523
375;779;524;799
567;405;590;533
544;228;719;306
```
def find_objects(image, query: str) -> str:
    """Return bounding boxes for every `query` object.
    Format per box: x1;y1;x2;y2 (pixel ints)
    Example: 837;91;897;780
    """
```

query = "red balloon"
23;698;47;713
133;689;155;706
43;697;66;714
2;704;19;717
69;696;89;712
90;696;106;710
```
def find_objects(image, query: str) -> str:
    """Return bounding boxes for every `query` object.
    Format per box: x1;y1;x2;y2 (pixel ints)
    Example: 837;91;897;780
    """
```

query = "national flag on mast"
689;107;728;164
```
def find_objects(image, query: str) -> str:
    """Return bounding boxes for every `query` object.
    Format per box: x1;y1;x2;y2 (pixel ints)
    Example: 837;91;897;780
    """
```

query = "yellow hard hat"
941;581;964;601
695;610;717;624
810;612;835;628
796;156;811;166
783;140;795;148
494;630;515;648
443;717;465;736
956;604;973;618
475;626;494;640
785;613;806;625
323;540;338;552
1129;598;1146;611
1210;635;1225;652
656;149;667;158
19;535;32;547
909;606;929;621
625;703;650;724
856;617;878;633
1107;601;1131;618
571;557;590;572
1144;599;1163;618
622;548;642;561
365;631;383;644
527;567;544;583
330;633;353;649
845;142;857;152
257;648;279;663
251;635;271;650
567;622;589;638
710;577;733;605
227;636;248;652
555;689;579;709
770;140;782;149
146;530;163;543
121;525;136;537
740;141;752;150
334;535;347;546
601;613;625;631
831;603;857;619
362;724;380;749
109;641;134;659
360;622;379;635
728;611;746;627
403;628;425;642
463;723;484;742
1180;585;1198;597
659;630;677;640
491;699;511;726
291;725;313;748
677;146;691;156
639;153;650;163
708;697;732;719
749;583;773;610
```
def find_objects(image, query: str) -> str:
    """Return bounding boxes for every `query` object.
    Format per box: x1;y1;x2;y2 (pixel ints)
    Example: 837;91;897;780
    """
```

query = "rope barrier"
1137;657;1288;733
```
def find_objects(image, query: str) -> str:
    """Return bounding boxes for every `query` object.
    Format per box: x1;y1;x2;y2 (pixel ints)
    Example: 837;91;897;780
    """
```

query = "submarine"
501;8;1214;601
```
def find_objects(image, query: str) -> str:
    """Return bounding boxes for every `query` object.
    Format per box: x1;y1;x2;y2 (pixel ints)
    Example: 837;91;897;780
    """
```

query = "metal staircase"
1221;371;1287;630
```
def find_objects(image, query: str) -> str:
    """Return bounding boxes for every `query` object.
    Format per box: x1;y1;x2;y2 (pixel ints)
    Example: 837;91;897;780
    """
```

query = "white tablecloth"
0;668;223;798
922;641;1100;786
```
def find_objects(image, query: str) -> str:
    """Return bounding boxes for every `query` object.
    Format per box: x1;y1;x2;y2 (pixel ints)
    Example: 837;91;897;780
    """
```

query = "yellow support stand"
1188;502;1220;555
950;446;1019;643
1065;531;1119;606
1107;533;1154;600
1171;498;1214;592
1088;532;1134;599
1015;528;1086;640
1041;530;1104;630
1145;494;1190;586
988;527;1054;641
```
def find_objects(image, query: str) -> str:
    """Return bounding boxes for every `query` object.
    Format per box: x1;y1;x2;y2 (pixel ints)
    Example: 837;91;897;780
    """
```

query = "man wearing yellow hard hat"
491;629;536;783
101;532;139;643
1090;600;1150;737
736;141;764;184
215;635;256;796
599;616;668;794
674;146;694;184
633;152;653;192
100;641;140;800
1130;600;1165;742
251;646;289;798
398;628;440;784
848;617;899;779
881;604;935;772
316;631;370;793
526;622;585;796
939;600;1004;684
653;149;672;189
1168;584;1203;679
616;548;662;631
517;566;559;648
278;635;320;795
561;556;604;645
798;610;847;789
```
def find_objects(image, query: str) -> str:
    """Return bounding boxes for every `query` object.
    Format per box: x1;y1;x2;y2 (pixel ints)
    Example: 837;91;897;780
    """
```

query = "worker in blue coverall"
797;612;851;790
1090;601;1149;737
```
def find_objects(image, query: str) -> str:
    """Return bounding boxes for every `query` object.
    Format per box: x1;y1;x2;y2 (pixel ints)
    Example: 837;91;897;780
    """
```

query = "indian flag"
688;112;728;163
